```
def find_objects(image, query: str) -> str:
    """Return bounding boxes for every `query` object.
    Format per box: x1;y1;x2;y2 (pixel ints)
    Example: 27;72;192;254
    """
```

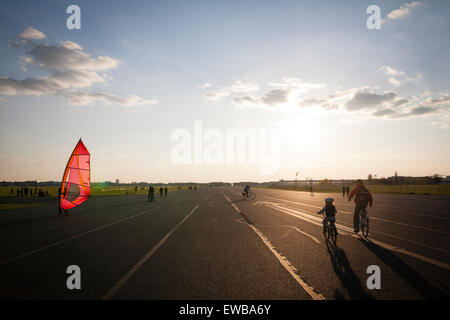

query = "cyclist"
317;197;338;234
348;179;373;233
243;185;251;198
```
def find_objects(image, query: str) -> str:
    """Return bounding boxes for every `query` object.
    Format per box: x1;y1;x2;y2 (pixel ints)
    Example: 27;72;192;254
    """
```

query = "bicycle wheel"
240;192;246;200
249;192;256;200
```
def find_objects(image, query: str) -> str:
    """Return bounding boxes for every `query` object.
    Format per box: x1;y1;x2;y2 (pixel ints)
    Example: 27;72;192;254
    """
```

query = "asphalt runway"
0;187;449;300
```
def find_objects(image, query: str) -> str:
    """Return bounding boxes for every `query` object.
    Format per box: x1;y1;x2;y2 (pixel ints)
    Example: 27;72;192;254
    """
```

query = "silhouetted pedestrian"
164;187;168;198
159;187;163;197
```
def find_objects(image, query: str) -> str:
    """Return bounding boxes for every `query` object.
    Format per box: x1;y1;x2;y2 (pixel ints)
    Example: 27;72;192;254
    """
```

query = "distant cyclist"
317;197;338;235
348;179;373;233
243;185;251;198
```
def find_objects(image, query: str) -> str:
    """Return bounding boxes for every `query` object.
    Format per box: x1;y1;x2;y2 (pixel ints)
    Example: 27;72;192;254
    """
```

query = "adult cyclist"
243;185;251;198
348;179;373;233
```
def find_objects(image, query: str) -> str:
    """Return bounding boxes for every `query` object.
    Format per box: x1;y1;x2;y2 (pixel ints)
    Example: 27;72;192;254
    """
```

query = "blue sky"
0;0;449;182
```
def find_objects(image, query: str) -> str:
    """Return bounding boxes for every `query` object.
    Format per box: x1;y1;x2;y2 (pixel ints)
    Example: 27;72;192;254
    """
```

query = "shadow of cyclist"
325;240;375;300
357;237;448;299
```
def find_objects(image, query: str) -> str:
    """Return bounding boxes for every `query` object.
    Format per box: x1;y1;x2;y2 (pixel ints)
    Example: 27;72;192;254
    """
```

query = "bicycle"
359;208;369;238
240;190;256;200
323;215;337;244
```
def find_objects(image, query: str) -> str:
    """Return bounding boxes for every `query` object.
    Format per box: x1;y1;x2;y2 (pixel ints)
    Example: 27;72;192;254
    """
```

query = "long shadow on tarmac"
358;238;449;299
325;240;375;300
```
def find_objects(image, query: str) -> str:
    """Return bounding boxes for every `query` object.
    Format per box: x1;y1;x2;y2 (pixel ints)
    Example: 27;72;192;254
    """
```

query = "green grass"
0;185;187;197
0;203;46;210
262;184;450;195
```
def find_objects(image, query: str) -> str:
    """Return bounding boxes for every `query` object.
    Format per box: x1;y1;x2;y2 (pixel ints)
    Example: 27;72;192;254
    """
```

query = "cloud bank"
1;27;157;106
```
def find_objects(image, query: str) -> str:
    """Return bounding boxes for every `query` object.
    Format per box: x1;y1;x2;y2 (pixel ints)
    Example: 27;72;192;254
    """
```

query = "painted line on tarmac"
263;196;449;235
102;204;200;300
369;216;450;235
259;225;321;245
256;200;450;271
263;195;352;214
353;234;450;271
223;194;325;300
262;193;450;221
0;206;162;265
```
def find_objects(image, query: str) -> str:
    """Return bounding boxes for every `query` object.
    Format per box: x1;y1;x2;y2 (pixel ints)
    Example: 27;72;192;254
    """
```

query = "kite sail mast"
60;138;91;211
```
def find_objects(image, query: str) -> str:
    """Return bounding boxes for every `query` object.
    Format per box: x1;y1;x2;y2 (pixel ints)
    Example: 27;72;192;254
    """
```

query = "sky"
0;0;449;183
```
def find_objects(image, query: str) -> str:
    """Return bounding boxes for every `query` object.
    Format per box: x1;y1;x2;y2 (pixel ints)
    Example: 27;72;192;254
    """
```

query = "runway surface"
0;187;449;299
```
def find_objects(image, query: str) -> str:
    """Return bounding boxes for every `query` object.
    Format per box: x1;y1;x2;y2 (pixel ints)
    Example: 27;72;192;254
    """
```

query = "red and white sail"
60;139;91;210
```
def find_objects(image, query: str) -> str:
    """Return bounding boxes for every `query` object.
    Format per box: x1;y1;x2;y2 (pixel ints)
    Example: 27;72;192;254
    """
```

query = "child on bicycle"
317;197;338;234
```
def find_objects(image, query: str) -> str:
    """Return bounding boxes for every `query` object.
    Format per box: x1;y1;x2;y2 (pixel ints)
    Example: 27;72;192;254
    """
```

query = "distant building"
115;179;119;184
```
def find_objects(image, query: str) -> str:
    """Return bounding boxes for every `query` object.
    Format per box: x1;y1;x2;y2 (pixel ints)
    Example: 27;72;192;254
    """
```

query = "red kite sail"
60;139;91;211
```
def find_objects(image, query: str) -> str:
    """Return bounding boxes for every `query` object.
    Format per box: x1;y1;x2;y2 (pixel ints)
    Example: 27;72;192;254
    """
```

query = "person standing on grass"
159;187;163;197
148;185;155;202
57;187;68;215
164;186;168;198
346;186;350;197
348;179;373;233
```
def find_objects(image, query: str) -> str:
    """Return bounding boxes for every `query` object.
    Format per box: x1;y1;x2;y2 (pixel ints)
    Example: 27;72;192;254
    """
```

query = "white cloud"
379;66;420;87
203;89;230;101
0;28;156;107
229;80;259;93
202;77;324;107
19;27;46;40
198;82;211;89
268;77;325;92
61;41;83;51
382;2;423;24
64;91;158;106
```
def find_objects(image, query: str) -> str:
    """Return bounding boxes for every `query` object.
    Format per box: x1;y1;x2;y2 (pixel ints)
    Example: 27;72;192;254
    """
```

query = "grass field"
0;185;185;198
0;185;191;211
264;184;450;195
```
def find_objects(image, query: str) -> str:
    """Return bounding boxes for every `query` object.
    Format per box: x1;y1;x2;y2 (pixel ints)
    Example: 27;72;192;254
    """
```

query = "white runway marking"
0;206;162;265
255;200;450;271
260;225;321;245
223;194;325;300
263;195;351;214
102;204;200;300
369;216;450;235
